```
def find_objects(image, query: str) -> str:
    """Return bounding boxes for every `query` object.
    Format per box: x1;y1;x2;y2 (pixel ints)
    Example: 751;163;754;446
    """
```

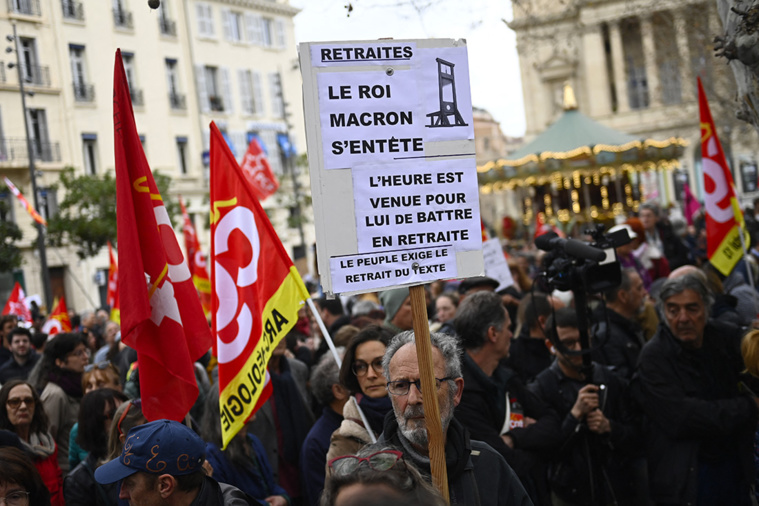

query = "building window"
82;133;98;175
196;2;214;38
69;44;94;102
122;52;143;106
269;72;283;118
223;10;244;42
621;19;649;110
176;137;188;174
654;12;681;106
38;187;57;222
0;188;14;224
10;0;41;16
239;69;263;115
166;59;185;110
113;0;132;28
19;38;43;86
261;18;273;47
205;66;224;111
61;0;84;21
158;1;176;36
27;109;51;162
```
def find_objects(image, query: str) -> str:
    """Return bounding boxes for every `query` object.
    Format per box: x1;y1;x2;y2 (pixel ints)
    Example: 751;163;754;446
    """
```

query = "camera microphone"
535;232;606;262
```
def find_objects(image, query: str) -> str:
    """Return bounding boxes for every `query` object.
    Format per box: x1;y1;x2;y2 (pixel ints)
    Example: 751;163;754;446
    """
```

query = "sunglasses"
116;398;142;436
6;397;35;409
328;450;404;475
84;361;113;373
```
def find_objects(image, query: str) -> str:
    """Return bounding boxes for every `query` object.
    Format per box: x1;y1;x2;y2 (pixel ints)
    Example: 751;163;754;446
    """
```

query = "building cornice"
208;0;300;17
509;5;579;31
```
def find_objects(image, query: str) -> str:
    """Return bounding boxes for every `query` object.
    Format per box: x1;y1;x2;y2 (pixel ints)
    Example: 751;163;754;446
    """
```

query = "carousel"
478;86;688;237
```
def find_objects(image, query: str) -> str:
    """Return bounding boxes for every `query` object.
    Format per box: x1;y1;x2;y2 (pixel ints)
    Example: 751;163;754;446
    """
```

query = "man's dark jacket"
631;320;758;504
503;327;552;383
379;413;533;506
591;307;645;380
0;351;39;383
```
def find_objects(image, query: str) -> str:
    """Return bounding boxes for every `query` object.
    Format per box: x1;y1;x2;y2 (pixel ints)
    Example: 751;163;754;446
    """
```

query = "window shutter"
269;73;282;118
252;71;264;115
221;67;234;114
275;19;286;48
245;13;262;45
221;9;231;41
195;64;210;113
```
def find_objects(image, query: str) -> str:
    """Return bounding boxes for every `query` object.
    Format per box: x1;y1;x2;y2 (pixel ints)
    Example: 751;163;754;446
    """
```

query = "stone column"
673;8;694;101
640;15;661;107
608;20;629;113
582;23;612;116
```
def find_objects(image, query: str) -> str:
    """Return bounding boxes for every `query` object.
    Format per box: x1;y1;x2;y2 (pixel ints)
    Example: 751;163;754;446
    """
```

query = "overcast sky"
290;0;526;137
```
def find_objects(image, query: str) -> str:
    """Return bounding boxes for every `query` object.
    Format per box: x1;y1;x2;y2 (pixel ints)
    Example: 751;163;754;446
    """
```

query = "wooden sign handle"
409;284;449;503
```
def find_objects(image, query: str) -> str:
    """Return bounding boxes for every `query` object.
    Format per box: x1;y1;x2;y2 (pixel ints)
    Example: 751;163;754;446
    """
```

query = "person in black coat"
632;273;758;505
504;292;562;383
454;291;560;505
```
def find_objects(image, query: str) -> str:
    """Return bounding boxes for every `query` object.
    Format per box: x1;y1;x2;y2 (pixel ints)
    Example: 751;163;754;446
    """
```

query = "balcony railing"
113;8;132;28
8;0;40;16
130;88;143;106
169;92;186;110
61;0;83;20
20;64;50;87
209;95;224;112
0;138;61;163
73;82;95;102
159;17;176;36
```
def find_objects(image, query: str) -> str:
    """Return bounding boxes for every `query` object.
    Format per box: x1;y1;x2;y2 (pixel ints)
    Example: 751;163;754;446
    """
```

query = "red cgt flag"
2;282;31;322
210;121;309;448
240;137;279;201
107;241;120;324
180;196;212;316
698;78;747;276
113;49;212;422
42;296;72;335
3;176;46;227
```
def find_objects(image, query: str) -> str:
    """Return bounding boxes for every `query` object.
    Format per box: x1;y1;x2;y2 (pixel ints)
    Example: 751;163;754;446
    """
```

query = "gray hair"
382;331;462;382
657;273;714;316
453;291;505;351
604;267;636;303
639;201;660;218
309;348;343;406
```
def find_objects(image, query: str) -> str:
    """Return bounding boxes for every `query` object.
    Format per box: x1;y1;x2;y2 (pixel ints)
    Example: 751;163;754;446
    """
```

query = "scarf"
20;431;56;459
357;394;393;436
48;369;83;398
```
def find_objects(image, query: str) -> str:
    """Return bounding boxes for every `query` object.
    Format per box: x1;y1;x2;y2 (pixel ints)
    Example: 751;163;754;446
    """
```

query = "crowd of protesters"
2;201;759;504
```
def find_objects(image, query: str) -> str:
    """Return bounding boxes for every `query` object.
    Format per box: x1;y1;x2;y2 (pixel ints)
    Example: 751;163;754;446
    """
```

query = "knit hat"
379;287;410;323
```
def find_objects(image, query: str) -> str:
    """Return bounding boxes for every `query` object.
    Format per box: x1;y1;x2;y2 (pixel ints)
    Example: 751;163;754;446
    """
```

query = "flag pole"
305;296;377;444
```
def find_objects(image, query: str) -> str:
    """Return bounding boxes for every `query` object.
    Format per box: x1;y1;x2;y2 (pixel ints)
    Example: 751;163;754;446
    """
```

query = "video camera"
535;224;631;294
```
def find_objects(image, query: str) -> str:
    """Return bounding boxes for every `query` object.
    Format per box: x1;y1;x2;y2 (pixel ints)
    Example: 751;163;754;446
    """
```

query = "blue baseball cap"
95;419;206;484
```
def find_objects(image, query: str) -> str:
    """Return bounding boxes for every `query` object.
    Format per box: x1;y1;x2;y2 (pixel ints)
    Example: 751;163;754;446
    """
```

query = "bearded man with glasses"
378;330;532;506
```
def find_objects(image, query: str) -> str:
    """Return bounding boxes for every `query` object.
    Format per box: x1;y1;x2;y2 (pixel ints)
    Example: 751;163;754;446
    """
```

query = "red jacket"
35;444;64;506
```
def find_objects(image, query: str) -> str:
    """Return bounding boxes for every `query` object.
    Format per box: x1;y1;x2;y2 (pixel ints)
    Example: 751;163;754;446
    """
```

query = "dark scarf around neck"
48;368;83;398
357;394;393;435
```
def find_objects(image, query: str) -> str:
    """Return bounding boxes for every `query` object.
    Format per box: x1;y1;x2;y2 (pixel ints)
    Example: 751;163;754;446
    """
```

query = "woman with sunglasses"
63;388;127;506
28;332;89;474
0;446;52;506
321;445;445;506
0;380;64;506
326;326;394;464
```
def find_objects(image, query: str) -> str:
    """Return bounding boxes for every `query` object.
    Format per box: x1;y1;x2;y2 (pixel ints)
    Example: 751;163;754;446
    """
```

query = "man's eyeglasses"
0;490;30;506
6;397;35;409
352;358;383;377
69;348;90;359
116;398;142;436
328;450;403;475
386;377;453;396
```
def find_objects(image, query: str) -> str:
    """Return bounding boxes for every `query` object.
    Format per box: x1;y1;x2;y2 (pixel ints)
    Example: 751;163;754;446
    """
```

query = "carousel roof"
477;86;688;184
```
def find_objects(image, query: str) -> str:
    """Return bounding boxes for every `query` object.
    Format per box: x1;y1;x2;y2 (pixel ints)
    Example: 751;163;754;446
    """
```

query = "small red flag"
113;49;212;422
107;241;120;324
2;282;31;322
534;212;564;239
698;78;747;276
3;176;46;227
42;297;72;335
210;121;309;448
180;196;212;316
240;137;279;201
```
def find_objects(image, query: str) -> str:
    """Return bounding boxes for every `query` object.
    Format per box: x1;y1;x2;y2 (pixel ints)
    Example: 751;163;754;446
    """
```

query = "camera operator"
528;308;644;506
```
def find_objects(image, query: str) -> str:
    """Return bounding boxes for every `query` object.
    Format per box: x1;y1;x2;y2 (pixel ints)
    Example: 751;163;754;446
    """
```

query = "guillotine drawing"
426;58;468;128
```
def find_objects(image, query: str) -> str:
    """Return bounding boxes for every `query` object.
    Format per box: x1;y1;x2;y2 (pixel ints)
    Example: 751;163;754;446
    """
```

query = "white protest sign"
300;38;483;296
482;238;514;291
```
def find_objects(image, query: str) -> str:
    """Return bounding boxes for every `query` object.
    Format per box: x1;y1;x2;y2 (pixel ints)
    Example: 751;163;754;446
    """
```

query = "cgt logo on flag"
240;138;279;201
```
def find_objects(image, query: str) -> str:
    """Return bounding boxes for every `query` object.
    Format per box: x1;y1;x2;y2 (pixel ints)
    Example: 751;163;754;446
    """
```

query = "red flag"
210;121;309;448
698;78;747;276
113;50;212;422
107;241;120;324
534;213;564;239
2;283;31;322
180;196;212;316
3;176;46;227
240;137;279;201
42;297;72;335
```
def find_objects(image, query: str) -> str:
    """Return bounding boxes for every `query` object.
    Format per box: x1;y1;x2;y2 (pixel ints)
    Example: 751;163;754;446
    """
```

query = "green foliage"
47;167;178;259
0;192;23;272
